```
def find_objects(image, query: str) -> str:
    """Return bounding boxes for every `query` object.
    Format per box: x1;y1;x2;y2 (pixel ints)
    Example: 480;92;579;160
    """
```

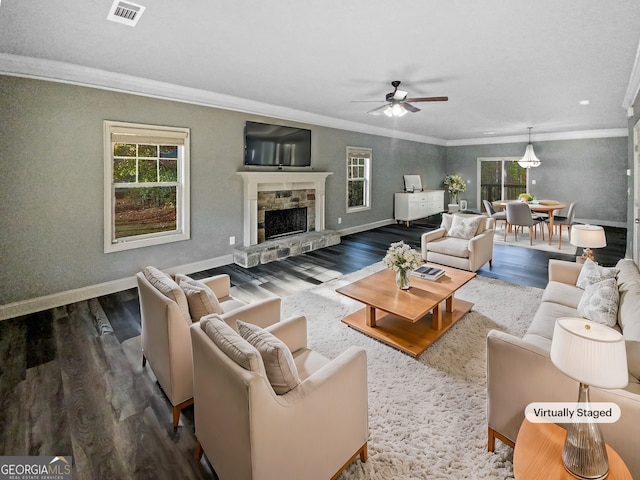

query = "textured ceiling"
1;0;640;143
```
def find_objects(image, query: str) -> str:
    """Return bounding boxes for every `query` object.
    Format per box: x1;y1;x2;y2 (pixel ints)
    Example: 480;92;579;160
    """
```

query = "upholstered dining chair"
545;201;576;249
190;314;369;480
483;200;507;229
136;266;283;429
505;202;545;245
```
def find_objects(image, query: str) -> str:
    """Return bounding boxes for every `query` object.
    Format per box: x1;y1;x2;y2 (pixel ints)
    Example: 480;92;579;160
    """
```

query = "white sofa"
421;213;495;272
487;258;640;478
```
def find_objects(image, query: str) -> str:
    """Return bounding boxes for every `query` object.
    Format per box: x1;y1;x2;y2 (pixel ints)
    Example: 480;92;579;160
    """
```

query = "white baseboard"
0;254;233;321
338;219;395;236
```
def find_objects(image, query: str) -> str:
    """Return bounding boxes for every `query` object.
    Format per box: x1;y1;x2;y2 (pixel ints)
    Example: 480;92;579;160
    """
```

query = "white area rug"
281;262;544;480
493;223;577;255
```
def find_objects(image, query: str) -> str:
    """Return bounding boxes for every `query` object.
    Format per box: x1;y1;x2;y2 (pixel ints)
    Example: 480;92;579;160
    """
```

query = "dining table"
493;200;567;247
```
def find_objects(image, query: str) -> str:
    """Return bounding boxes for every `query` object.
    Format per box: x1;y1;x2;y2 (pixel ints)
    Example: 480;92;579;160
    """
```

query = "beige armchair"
190;314;369;480
136;266;282;428
421;213;495;272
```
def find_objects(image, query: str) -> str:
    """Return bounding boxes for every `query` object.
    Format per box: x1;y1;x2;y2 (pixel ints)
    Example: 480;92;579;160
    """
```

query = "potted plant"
518;193;534;203
444;174;466;212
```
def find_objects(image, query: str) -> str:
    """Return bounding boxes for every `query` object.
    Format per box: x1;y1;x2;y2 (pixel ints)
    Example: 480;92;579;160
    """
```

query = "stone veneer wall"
257;189;316;243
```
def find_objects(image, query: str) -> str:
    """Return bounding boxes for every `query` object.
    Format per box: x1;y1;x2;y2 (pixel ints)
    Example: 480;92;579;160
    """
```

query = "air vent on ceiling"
107;0;146;27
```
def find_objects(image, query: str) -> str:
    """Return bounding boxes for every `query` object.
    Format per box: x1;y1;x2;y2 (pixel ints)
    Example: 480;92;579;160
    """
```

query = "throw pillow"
447;215;483;240
200;316;260;371
179;278;224;321
576;259;618;290
440;213;454;235
237;320;301;395
577;277;620;327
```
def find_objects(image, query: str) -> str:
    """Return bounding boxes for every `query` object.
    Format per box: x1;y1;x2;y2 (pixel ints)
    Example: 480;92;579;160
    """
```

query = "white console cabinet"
394;190;445;225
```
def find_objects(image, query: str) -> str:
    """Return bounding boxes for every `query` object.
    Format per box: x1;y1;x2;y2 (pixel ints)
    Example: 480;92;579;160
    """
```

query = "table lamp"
570;225;606;262
550;318;628;479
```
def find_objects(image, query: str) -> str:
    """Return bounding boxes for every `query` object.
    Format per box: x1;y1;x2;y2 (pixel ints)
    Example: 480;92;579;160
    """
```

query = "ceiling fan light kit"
365;81;448;117
518;127;542;168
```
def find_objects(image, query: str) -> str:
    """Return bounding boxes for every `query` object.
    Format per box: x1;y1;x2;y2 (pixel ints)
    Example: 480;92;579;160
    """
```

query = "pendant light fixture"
518;127;541;168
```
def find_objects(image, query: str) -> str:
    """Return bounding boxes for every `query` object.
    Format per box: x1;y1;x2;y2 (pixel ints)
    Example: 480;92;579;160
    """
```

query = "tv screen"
244;121;311;167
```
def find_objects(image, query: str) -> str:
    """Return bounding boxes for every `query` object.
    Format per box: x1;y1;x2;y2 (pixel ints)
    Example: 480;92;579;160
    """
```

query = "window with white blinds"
346;147;371;212
103;121;190;253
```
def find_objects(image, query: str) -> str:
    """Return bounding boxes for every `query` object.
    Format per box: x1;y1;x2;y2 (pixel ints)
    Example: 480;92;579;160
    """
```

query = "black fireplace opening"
265;207;308;240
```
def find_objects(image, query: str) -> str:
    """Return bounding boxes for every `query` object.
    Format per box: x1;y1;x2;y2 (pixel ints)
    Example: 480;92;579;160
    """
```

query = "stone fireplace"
234;171;340;267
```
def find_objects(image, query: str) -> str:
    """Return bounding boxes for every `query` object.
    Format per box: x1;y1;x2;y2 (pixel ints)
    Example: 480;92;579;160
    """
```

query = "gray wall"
0;75;446;305
447;137;628;225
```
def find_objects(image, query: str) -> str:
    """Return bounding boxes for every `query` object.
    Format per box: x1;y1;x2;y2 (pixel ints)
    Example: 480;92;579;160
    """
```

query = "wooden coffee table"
336;265;476;357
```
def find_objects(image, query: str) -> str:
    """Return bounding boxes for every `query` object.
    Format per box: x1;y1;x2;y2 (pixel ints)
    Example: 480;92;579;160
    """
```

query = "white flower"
383;241;422;273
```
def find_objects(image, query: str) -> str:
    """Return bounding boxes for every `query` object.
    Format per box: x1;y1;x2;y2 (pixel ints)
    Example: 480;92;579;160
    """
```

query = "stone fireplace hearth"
234;171;340;267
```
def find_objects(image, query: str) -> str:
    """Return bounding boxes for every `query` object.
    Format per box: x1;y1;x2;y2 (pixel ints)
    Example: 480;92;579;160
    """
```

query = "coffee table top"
336;264;476;322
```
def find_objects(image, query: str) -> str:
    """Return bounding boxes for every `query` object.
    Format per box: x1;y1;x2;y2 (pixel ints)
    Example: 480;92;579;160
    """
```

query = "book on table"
412;265;445;281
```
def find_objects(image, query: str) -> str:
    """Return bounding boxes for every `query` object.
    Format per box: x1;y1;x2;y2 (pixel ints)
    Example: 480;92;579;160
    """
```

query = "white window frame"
103;120;190;253
346;146;372;213
477;156;529;206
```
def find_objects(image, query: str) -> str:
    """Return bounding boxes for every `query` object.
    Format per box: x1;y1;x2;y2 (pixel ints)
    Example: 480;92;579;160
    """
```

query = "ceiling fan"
363;80;448;117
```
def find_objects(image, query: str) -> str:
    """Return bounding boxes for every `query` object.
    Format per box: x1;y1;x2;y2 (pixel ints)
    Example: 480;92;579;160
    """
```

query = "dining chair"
483;200;507;229
505;202;545;245
545;202;576;249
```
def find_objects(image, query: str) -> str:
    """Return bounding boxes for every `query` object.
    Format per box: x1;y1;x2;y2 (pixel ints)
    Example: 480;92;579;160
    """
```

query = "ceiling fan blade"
405;96;448;102
402;102;420;113
366;104;388;115
393;89;408;101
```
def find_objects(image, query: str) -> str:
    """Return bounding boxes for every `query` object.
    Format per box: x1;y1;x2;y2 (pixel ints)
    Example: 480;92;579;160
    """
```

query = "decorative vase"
396;269;411;290
448;203;460;213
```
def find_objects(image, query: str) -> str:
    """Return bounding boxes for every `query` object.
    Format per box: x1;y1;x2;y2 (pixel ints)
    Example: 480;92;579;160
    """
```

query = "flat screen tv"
244;121;312;167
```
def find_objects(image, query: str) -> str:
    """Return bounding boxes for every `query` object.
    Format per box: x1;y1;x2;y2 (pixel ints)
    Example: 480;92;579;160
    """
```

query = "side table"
513;419;632;479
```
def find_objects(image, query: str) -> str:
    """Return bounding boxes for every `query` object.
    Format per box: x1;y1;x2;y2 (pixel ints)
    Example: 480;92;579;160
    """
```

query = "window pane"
139;159;158;182
160;145;178;158
113;158;137;183
480;161;501;203
348;180;365;208
159;159;178;181
114;186;177;239
138;144;158;157
114;143;136;157
504;161;527;200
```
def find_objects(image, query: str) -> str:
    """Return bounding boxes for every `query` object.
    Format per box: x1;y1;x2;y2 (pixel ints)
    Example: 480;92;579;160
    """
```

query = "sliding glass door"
478;158;528;207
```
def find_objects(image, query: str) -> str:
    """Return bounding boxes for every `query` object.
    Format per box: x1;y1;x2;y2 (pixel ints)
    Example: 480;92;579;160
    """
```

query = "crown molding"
623;39;640;109
447;128;628;147
0;53;447;146
0;54;629;148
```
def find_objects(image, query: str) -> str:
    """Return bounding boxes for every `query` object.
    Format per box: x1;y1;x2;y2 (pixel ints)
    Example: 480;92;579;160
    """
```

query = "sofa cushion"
441;213;454;235
237;320;301;395
577;278;619;327
179;278;224;320
448;215;483;240
142;266;191;323
541;281;584;310
426;237;470;259
201;315;261;371
576;259;617;289
524;301;579;344
616;258;640;293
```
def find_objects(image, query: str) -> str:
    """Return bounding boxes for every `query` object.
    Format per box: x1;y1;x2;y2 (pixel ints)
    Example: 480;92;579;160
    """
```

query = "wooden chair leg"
194;440;203;460
488;427;496;452
559;225;563;249
172;398;195;429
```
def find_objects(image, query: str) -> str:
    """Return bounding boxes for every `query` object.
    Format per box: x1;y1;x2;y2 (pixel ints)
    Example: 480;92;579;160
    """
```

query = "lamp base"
562;383;609;480
580;247;595;262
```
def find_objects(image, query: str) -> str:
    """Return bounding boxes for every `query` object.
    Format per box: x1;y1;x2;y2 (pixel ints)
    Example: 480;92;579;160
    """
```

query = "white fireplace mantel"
237;171;333;246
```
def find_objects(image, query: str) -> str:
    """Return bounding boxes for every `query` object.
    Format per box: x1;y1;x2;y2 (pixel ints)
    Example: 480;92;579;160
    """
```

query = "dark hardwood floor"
0;221;627;479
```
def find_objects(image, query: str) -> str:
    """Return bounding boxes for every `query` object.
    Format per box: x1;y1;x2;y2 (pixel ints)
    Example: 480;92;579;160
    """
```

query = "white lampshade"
518;143;541;168
550;317;628;389
570;224;607;248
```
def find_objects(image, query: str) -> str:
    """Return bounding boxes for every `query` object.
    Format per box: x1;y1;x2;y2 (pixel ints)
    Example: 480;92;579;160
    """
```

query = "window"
478;157;527;206
346;147;371;212
104;121;190;253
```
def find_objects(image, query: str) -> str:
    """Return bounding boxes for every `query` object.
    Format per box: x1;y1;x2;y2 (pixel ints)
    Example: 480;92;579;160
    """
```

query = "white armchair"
136;266;282;428
190;314;369;480
421;213;495;272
